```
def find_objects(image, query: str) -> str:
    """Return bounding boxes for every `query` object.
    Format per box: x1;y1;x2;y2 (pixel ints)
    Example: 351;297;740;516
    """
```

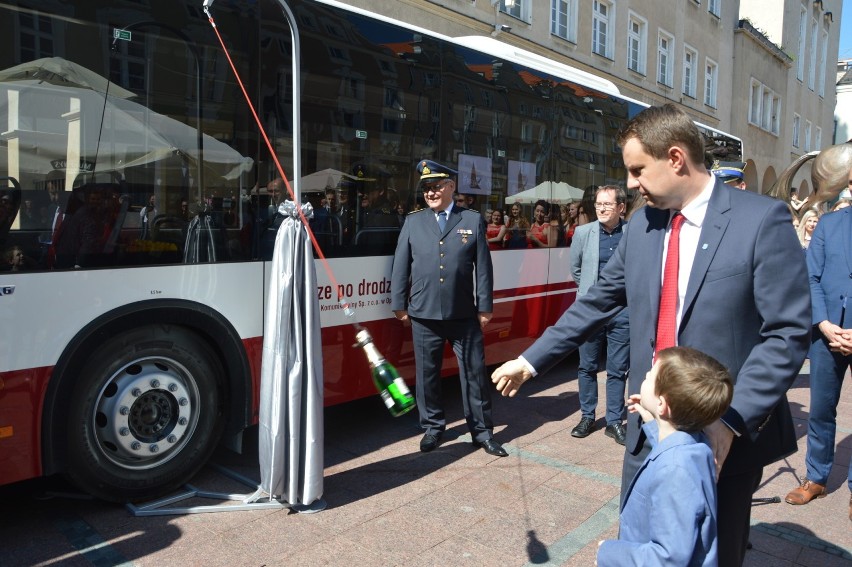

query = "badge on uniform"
457;228;472;244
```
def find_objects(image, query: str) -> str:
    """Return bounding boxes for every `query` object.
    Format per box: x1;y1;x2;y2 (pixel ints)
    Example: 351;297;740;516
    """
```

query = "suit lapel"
426;209;442;236
681;181;731;324
443;207;463;236
587;222;600;277
842;209;852;273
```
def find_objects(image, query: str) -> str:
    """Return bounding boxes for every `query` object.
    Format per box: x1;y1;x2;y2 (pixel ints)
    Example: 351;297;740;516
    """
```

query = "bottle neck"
362;341;385;367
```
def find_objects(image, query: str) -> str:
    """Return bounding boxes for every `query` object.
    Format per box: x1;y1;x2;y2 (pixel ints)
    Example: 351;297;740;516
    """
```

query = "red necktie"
655;213;685;355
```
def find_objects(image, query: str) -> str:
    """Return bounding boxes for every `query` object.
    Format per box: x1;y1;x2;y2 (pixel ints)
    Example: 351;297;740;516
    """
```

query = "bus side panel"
0;367;52;485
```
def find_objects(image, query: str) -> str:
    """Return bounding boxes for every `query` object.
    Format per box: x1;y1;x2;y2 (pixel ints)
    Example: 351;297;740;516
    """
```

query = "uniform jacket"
523;180;811;475
806;207;852;328
570;220;629;296
597;421;718;567
391;206;493;320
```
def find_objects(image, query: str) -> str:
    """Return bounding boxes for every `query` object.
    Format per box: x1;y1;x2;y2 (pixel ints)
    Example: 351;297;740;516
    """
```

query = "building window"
749;80;762;125
815;126;822;150
808;17;817;90
592;0;613;58
708;0;720;17
818;30;827;97
804;121;812;152
500;0;530;23
18;12;55;61
792;114;801;148
627;12;647;74
657;30;674;87
797;8;807;82
770;94;781;135
551;0;577;43
747;79;781;136
762;88;773;130
110;28;147;91
683;45;697;98
704;58;717;108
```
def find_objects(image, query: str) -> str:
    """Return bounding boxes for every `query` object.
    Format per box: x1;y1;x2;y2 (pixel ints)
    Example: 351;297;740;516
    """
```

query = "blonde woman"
796;209;819;249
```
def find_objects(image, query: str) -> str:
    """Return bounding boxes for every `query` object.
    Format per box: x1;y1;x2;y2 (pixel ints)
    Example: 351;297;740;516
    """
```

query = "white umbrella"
0;57;136;99
299;168;356;193
505;181;584;204
0;82;252;180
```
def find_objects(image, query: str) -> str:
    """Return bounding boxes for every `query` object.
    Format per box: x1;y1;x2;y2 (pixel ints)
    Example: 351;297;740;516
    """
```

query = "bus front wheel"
65;325;224;502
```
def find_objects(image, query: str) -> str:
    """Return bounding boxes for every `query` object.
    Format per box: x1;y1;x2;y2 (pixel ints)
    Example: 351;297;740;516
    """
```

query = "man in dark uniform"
352;162;398;253
391;160;506;457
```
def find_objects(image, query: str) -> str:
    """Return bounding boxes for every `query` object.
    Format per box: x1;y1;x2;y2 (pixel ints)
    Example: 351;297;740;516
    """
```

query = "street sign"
113;29;132;41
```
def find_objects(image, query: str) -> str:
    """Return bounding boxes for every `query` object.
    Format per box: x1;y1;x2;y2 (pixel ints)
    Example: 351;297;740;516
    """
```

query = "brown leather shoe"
784;480;826;505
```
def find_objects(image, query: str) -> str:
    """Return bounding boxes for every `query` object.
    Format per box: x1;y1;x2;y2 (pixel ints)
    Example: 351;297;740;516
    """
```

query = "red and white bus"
0;0;741;501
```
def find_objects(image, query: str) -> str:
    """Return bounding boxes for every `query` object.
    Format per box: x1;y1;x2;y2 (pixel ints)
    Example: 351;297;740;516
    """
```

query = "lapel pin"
701;243;708;250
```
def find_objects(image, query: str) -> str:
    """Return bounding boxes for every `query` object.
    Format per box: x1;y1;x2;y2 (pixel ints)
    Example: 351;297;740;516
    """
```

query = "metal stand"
126;464;326;517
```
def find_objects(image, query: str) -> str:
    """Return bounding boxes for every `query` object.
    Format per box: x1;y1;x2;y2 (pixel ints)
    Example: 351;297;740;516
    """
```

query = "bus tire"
65;325;224;502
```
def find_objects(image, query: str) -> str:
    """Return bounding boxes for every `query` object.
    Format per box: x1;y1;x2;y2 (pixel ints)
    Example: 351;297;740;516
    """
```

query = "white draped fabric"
257;200;324;505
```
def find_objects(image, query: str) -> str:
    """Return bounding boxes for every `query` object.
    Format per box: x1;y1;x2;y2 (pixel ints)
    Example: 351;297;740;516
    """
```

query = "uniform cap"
352;163;376;181
711;160;746;182
417;159;457;181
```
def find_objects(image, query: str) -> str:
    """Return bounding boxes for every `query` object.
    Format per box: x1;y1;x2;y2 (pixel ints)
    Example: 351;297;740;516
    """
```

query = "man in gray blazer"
491;104;811;565
569;185;629;445
391;160;506;457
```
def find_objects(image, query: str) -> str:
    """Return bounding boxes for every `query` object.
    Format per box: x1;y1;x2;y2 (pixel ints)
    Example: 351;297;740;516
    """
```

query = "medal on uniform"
458;228;472;244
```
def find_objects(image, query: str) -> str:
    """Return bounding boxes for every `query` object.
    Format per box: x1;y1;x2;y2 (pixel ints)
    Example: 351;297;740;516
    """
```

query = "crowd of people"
387;106;850;566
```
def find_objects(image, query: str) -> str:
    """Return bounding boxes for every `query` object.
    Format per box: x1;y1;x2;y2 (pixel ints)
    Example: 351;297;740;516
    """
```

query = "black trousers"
410;316;493;443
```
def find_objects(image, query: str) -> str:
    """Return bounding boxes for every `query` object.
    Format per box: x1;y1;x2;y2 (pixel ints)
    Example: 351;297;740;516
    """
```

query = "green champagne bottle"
354;329;415;417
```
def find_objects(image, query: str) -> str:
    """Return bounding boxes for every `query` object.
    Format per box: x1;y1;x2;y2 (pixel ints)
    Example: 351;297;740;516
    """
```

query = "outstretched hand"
491;359;533;397
626;393;652;423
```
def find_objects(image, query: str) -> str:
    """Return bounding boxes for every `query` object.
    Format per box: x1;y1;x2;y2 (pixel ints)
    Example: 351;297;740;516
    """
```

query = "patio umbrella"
505;181;585;204
0;57;136;99
0;81;252;180
253;200;325;509
299;168;356;192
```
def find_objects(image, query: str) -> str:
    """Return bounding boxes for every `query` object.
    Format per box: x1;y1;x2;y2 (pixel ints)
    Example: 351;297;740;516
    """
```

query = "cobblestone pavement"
1;357;850;566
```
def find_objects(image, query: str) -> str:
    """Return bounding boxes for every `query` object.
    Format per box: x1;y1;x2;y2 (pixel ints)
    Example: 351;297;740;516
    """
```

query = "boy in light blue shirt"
597;347;733;567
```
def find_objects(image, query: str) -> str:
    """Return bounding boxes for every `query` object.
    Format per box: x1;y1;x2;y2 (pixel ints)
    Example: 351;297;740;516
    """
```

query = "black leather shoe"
474;439;508;457
420;432;442;452
571;417;596;438
605;423;626;445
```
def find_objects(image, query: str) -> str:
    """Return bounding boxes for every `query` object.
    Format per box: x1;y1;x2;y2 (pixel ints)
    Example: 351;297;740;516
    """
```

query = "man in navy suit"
784;185;852;520
491;104;811;565
391;160;506;457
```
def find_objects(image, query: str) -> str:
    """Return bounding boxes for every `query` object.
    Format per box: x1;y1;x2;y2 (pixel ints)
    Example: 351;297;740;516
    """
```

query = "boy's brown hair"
654;347;733;432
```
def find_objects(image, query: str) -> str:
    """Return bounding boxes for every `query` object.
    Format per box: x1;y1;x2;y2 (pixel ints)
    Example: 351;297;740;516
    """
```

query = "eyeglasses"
422;181;449;194
594;202;618;211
